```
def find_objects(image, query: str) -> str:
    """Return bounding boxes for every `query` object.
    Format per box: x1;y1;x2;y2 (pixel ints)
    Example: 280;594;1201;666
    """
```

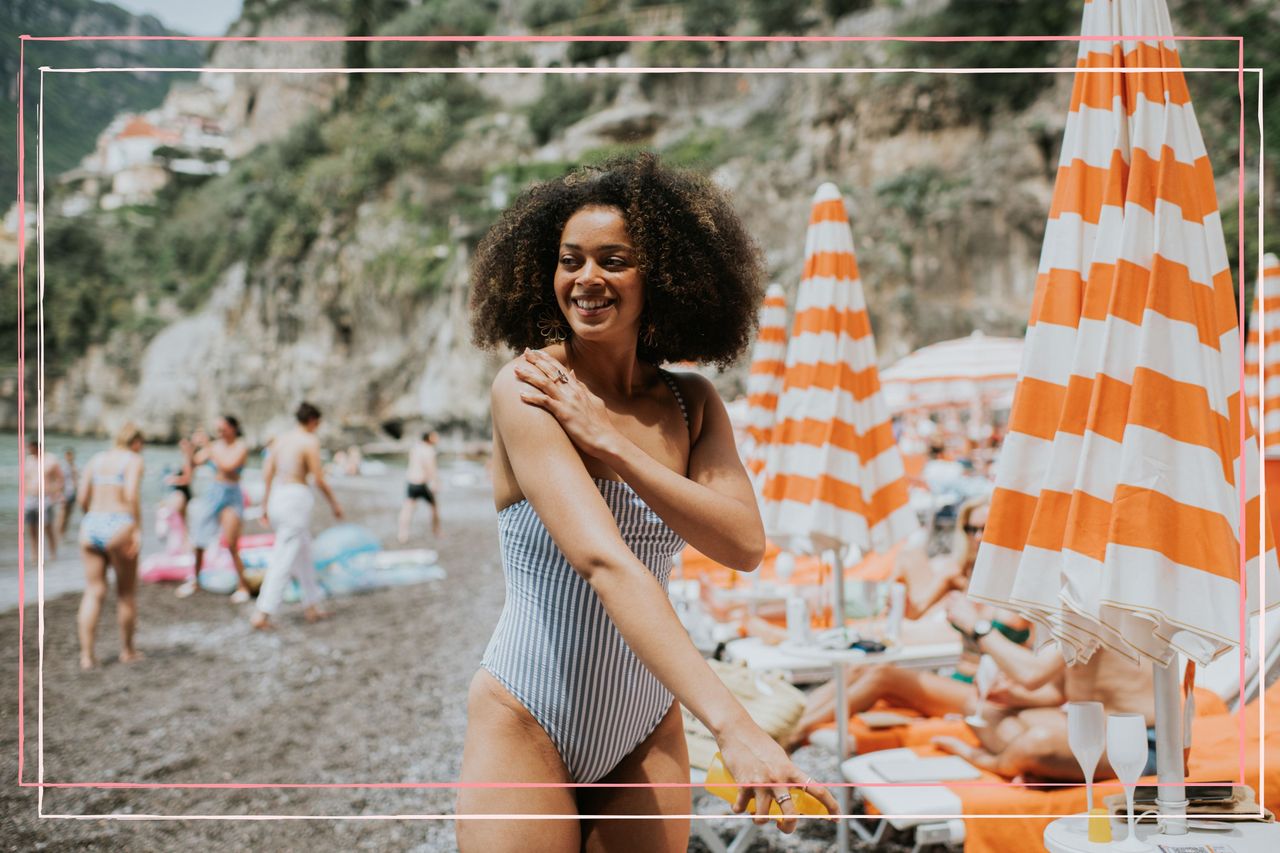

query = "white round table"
1044;814;1280;852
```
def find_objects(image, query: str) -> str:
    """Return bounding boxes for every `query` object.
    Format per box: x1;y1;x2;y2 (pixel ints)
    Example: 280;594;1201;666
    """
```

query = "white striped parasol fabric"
1244;254;1280;457
881;331;1024;414
760;183;918;557
743;284;789;489
968;0;1280;667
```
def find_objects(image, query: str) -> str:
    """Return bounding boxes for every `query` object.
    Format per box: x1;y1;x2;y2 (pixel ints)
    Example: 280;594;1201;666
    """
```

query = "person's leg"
428;498;440;537
796;666;973;740
221;508;249;595
58;499;72;539
577;702;691;853
24;511;39;559
456;670;580;853
397;497;415;544
106;525;142;663
77;545;109;670
253;495;301;629
294;529;327;623
935;708;1082;780
44;510;58;560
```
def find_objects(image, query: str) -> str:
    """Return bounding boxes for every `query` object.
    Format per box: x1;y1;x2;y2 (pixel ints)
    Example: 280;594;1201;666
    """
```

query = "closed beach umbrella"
969;0;1279;668
760;183;918;558
743;283;789;488
1244;254;1280;455
760;183;917;845
881;331;1024;414
1245;254;1280;542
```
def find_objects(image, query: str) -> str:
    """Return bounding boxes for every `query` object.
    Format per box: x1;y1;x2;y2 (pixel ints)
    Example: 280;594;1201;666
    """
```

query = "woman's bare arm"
494;362;837;822
210;441;249;478
518;350;764;570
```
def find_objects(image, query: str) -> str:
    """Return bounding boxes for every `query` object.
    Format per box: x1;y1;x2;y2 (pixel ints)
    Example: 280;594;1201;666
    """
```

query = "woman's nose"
575;260;603;284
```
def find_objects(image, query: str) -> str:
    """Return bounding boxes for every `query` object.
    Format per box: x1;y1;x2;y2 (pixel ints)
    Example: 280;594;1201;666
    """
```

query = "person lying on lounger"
790;498;1035;745
932;595;1155;782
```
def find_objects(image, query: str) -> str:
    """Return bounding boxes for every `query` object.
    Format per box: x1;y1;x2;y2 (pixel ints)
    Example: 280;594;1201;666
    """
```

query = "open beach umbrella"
1244;254;1280;456
743;284;789;489
880;331;1024;414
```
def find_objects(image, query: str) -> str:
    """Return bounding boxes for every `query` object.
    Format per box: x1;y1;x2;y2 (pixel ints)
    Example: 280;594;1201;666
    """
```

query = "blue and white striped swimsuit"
481;371;689;783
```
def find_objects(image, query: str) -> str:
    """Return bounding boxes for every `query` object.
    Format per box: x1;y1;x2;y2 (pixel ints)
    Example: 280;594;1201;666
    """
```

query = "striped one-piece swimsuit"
481;371;690;783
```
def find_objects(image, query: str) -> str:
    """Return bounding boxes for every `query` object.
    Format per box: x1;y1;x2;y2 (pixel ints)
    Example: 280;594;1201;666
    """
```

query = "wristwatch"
970;619;993;644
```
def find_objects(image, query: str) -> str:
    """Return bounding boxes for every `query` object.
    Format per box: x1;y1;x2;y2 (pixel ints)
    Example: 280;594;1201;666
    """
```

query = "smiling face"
553;205;644;345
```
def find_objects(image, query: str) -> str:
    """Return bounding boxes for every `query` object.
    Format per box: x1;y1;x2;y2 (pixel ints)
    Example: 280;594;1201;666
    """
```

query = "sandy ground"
2;474;906;852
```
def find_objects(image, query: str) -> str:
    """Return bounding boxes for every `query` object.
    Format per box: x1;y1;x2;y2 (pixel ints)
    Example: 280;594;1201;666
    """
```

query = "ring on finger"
554;371;569;384
776;792;792;804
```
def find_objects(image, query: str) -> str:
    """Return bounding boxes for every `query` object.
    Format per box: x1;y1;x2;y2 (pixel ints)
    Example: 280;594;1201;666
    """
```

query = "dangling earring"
538;312;567;344
642;319;658;349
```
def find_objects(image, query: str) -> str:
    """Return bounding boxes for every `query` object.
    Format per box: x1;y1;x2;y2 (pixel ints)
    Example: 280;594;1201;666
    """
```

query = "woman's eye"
559;256;579;266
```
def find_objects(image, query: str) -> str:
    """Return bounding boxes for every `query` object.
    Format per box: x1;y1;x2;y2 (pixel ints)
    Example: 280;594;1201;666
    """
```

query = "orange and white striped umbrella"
743;283;788;488
1244;254;1280;457
968;0;1280;667
760;183;917;557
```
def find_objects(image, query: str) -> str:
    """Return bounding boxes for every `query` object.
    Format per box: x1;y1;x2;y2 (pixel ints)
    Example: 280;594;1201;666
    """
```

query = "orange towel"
959;683;1280;853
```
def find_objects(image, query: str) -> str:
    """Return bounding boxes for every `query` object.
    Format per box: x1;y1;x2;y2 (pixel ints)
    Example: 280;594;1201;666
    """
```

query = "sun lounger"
836;620;1280;852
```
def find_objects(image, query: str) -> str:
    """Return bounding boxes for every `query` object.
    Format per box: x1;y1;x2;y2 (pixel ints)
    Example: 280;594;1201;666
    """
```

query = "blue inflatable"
312;523;382;569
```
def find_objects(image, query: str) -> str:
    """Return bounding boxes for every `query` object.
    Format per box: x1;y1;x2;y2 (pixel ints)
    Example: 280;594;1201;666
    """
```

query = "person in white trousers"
251;402;344;630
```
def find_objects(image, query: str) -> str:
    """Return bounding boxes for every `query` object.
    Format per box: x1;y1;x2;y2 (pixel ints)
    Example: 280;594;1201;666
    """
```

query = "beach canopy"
1244;254;1280;458
743;283;789;489
881;331;1024;414
760;183;917;557
968;0;1280;668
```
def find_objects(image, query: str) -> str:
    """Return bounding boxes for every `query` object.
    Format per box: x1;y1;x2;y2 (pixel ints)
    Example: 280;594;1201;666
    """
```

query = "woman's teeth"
574;298;612;310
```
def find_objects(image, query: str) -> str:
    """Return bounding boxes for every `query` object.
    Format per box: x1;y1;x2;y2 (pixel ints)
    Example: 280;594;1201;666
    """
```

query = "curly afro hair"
469;152;765;369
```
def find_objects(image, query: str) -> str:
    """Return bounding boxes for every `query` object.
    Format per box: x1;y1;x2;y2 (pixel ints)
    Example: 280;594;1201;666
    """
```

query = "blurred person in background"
76;423;145;669
398;429;441;543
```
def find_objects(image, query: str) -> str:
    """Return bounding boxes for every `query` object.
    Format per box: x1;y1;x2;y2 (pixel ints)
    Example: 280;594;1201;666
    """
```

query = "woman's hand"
715;717;839;833
513;349;624;459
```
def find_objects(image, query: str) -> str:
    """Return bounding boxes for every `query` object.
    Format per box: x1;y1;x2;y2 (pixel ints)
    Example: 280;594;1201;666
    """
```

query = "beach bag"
682;658;806;770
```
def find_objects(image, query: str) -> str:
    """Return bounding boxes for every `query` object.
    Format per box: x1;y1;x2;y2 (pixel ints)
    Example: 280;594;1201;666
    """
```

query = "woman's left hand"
514;349;623;459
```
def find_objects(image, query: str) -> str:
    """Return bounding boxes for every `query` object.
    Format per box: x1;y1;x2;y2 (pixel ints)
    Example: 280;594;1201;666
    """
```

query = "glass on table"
1106;712;1155;852
1065;701;1105;833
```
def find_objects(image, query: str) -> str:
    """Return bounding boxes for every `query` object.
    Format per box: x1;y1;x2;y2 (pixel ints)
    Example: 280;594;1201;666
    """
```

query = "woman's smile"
555;205;643;338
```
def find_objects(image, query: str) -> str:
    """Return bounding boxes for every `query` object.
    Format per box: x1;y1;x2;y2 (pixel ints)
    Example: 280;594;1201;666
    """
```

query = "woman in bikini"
77;422;145;669
458;154;837;852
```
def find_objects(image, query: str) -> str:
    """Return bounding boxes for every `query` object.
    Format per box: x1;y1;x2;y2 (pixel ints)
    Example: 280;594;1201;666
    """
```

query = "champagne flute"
964;655;999;728
1106;713;1155;852
1065;702;1105;832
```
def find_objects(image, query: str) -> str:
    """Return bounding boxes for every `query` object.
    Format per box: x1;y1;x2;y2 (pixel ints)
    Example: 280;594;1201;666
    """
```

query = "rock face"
32;4;1066;445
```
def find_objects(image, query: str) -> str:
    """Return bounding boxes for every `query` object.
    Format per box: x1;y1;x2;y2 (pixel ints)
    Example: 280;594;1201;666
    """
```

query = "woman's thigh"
456;670;580;853
577;702;691;853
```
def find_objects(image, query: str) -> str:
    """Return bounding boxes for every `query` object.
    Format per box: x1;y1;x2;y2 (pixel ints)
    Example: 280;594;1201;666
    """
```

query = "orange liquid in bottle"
703;753;829;818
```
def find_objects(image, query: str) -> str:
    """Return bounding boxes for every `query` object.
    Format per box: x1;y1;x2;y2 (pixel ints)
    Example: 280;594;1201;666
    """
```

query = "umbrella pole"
1152;658;1188;835
832;547;850;852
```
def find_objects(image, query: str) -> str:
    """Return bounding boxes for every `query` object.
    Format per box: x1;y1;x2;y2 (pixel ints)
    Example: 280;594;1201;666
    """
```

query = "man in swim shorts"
398;430;440;543
24;437;65;560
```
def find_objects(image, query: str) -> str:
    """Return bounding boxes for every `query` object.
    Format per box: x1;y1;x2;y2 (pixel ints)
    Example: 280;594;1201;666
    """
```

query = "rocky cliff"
19;0;1268;446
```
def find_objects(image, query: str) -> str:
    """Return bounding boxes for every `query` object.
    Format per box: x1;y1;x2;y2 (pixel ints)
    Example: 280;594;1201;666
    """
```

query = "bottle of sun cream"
704;753;829;818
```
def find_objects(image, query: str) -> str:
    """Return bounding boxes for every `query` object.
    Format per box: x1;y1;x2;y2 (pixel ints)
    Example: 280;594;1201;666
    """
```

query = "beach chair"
836;614;1280;852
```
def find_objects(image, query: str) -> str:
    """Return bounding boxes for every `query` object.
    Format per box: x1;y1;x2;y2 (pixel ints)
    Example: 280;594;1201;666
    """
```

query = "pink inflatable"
141;504;275;584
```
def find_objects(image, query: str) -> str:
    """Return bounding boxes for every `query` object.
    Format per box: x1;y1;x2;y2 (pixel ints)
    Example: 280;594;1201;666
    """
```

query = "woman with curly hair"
459;153;837;851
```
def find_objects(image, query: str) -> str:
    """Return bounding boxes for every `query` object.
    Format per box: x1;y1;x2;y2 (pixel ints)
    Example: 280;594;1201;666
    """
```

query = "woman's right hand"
715;716;840;833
